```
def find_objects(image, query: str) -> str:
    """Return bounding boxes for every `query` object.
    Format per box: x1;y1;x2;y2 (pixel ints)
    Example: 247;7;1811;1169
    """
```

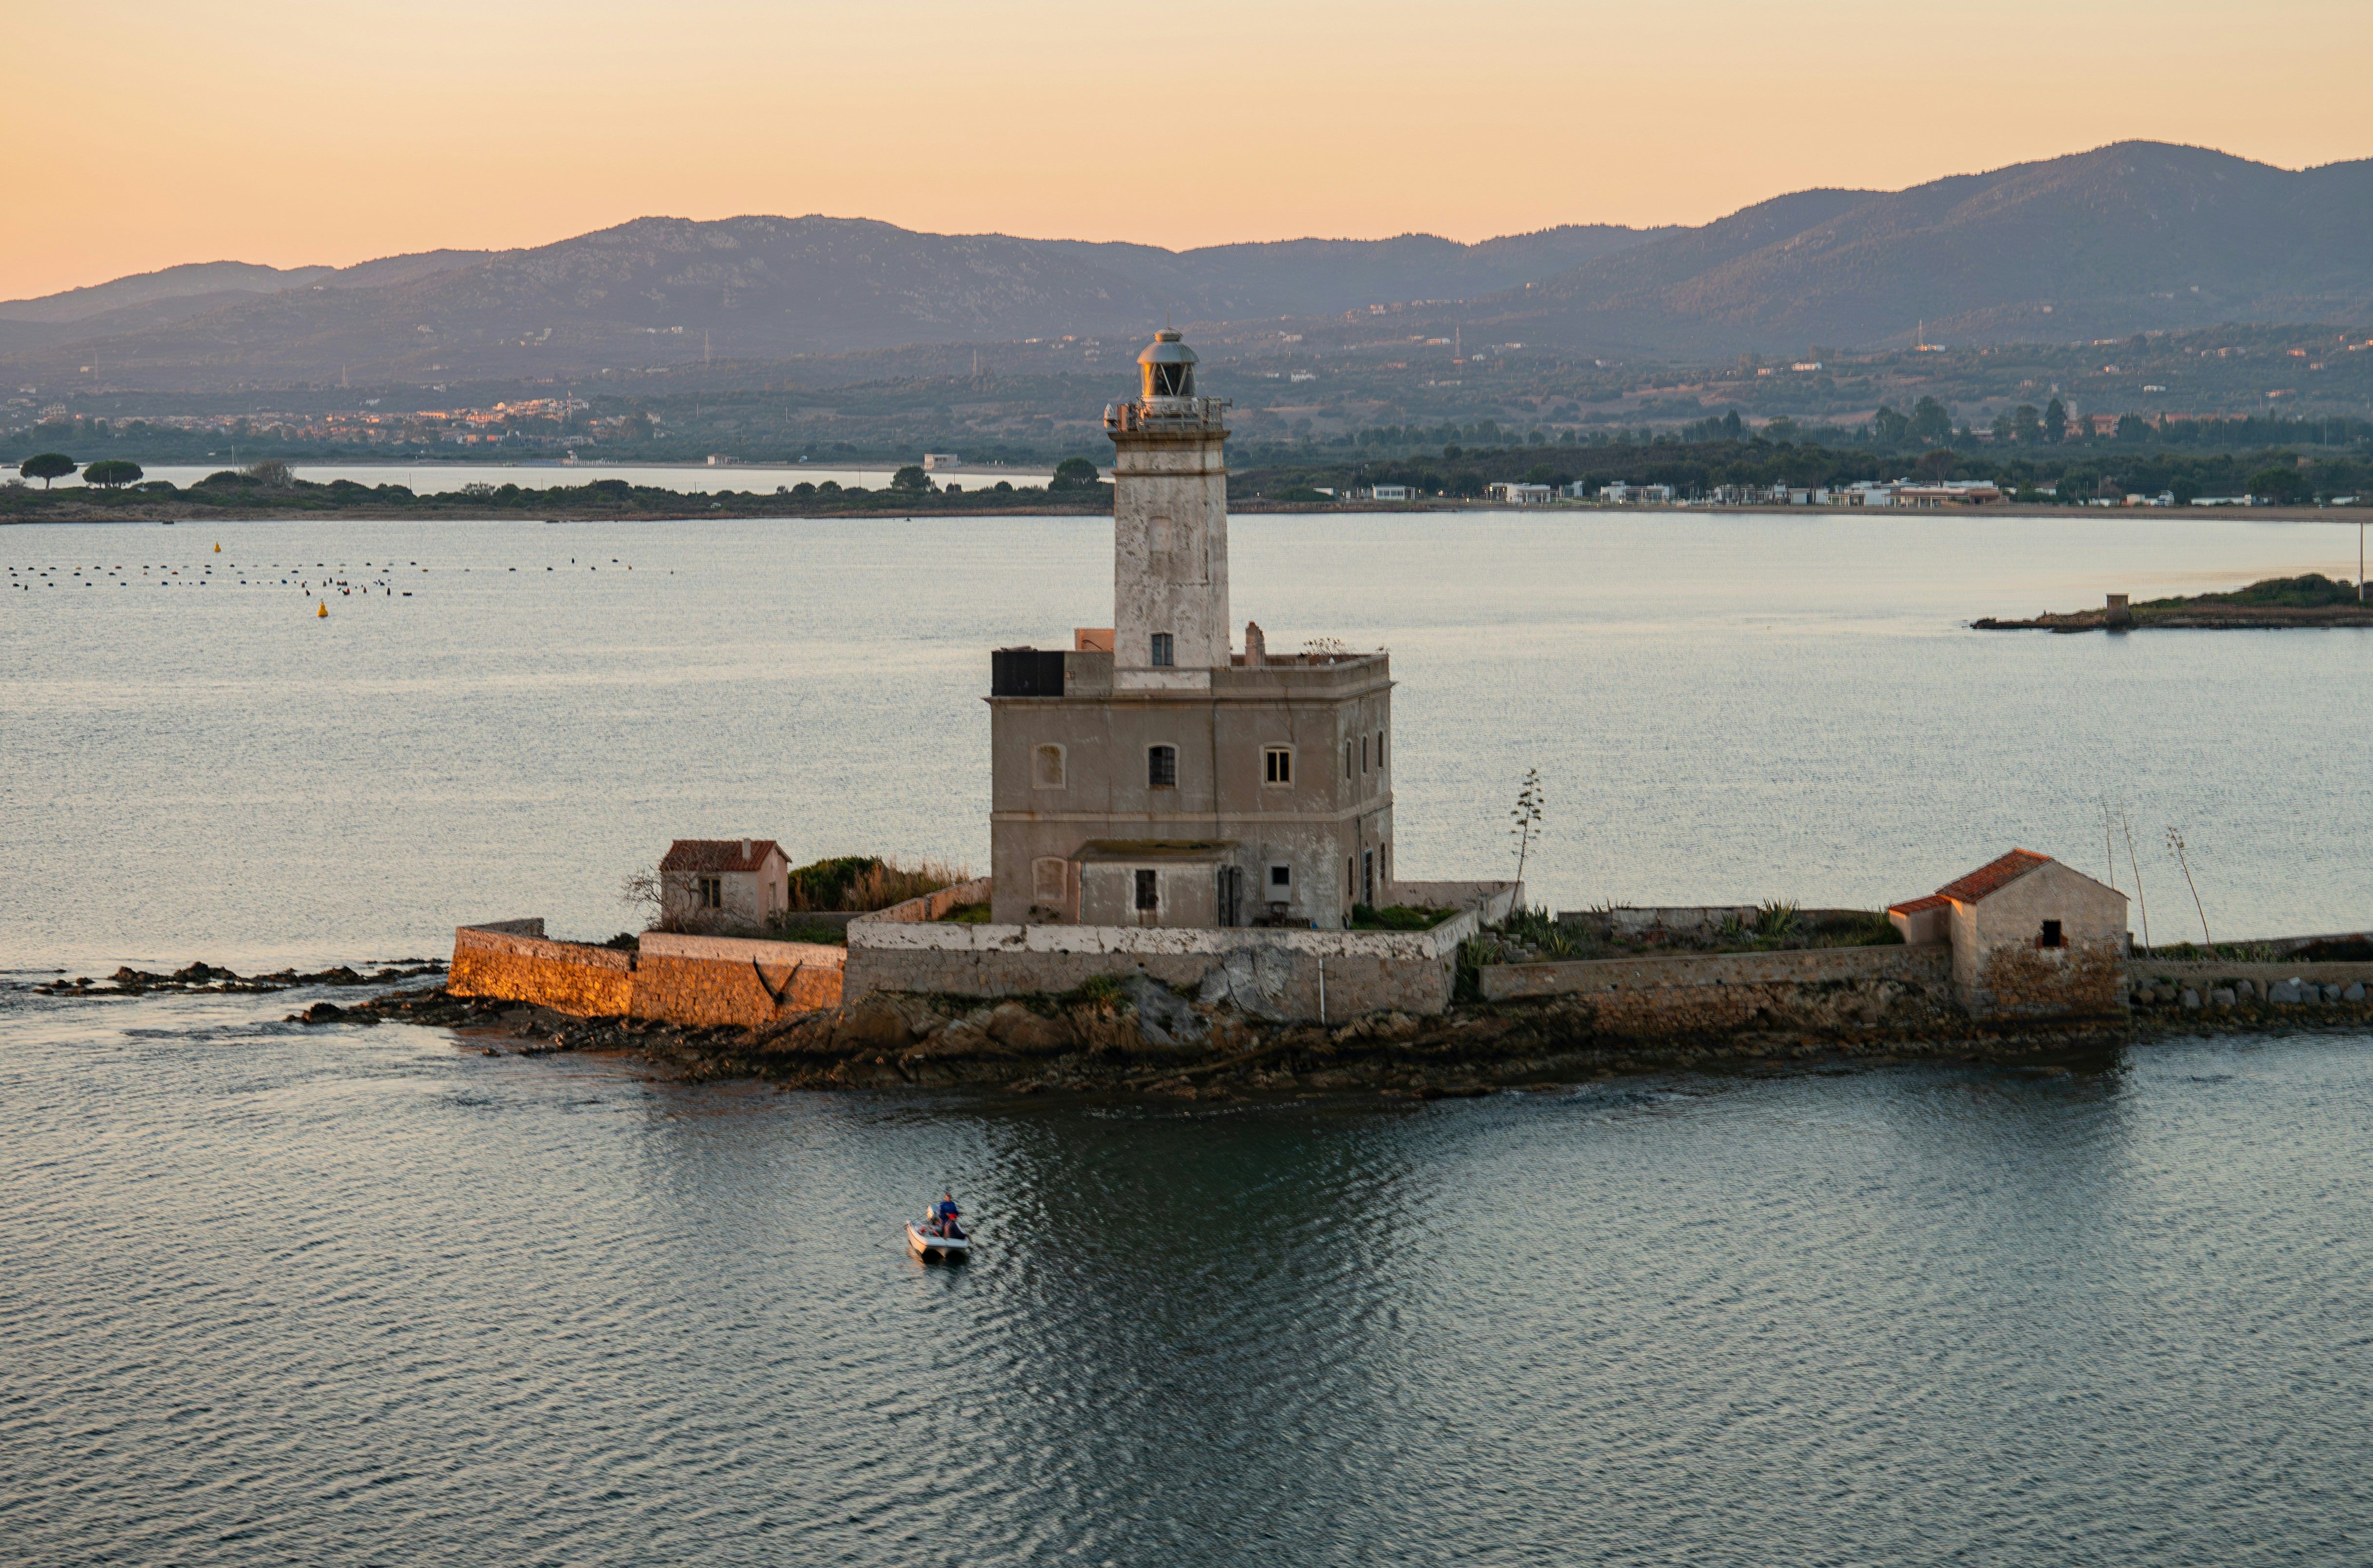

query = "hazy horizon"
9;0;2372;301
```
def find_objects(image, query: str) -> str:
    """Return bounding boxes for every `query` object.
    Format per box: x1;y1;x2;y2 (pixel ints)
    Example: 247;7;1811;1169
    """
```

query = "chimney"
1244;621;1266;665
740;838;753;862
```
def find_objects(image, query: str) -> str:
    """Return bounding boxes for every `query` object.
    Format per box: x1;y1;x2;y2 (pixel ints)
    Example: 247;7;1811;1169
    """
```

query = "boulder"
2323;984;2344;1003
829;995;915;1054
2210;988;2236;1007
2347;983;2367;1003
1196;946;1303;1020
986;1001;1074;1055
1123;974;1207;1048
2180;988;2201;1010
2269;981;2302;1004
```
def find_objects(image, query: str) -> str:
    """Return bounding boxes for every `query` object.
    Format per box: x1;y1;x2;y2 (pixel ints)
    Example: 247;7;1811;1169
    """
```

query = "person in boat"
934;1192;963;1240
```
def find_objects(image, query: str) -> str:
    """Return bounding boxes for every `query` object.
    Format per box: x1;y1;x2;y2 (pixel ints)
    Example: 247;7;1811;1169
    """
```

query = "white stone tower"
1105;329;1231;684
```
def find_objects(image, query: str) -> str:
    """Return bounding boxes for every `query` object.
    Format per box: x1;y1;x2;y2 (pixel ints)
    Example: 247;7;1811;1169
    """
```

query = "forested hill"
0;221;1646;387
1435;142;2373;355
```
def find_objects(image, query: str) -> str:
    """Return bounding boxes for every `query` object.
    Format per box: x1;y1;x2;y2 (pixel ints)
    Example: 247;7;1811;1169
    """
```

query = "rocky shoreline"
308;975;2373;1099
33;959;446;997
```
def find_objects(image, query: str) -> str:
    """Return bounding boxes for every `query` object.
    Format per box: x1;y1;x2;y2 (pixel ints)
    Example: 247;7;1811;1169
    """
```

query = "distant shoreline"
6;495;2372;526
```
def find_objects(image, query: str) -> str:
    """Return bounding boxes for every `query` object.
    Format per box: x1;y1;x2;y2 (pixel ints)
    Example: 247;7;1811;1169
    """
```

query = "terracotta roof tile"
660;838;782;874
1934;849;2051;905
1886;894;1951;915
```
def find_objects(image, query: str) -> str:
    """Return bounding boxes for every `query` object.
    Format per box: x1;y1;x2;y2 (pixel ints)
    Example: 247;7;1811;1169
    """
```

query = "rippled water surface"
3;510;2369;968
5;989;2372;1566
6;510;2373;1563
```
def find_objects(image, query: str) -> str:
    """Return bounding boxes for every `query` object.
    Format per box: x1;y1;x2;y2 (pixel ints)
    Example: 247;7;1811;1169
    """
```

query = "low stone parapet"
1481;944;1956;1036
450;924;635;1017
848;905;1481;1021
447;924;844;1028
634;933;846;1027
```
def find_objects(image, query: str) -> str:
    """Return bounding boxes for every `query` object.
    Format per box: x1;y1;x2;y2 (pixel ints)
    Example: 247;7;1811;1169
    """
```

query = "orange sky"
7;0;2369;301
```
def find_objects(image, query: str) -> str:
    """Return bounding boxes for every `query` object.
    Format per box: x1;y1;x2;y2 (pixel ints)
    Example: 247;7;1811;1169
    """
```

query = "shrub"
1069;973;1129;1011
786;854;967;912
82;459;143;489
1048;456;1102;491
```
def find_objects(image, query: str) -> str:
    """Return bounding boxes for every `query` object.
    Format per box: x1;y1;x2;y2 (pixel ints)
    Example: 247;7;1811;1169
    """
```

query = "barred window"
1148;745;1177;788
1264;747;1292;785
1135;869;1159;911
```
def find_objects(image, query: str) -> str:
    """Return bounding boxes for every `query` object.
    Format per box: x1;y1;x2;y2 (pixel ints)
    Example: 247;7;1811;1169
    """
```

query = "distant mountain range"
4;141;2367;391
1447;142;2373;354
0;222;1646;386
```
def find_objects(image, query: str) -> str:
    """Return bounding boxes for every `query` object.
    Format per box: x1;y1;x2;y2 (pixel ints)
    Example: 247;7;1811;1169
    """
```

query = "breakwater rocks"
329;976;2215;1096
33;959;445;998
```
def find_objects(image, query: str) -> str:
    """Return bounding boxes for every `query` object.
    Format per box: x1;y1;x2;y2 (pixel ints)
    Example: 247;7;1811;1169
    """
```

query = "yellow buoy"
213;543;221;552
317;602;327;618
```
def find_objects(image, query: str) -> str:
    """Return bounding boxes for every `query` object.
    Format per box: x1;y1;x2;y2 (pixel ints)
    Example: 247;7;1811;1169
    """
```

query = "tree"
889;464;930;494
1721;409;1743;440
2043;398;2068;444
1914;448;1956;480
1907;396;1952;444
19;453;75;488
81;459;142;489
1872;405;1909;444
2246;466;2302;504
242;458;293;488
1048;456;1102;491
2010;404;2041;446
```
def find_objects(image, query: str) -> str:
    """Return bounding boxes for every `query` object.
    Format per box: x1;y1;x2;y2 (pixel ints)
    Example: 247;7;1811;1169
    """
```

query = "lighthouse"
986;327;1396;930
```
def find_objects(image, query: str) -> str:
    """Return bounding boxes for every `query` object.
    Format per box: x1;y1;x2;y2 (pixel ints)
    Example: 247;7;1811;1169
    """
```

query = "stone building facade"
1889;849;2129;1018
659;838;790;931
987;330;1397;930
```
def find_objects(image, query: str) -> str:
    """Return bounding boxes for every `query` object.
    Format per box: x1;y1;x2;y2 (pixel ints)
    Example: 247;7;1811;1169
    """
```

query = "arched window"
1033;744;1066;789
1148;745;1177;788
1032;857;1069;905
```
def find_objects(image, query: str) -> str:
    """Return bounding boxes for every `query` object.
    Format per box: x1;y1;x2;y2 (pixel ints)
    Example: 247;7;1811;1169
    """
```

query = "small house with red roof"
660;838;790;931
1888;850;2128;1017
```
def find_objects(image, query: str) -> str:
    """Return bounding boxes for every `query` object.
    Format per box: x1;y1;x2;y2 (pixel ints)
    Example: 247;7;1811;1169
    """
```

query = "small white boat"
907;1216;971;1262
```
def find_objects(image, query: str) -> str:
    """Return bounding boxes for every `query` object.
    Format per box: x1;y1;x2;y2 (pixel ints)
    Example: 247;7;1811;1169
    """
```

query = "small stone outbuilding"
1889;849;2128;1019
660;838;790;931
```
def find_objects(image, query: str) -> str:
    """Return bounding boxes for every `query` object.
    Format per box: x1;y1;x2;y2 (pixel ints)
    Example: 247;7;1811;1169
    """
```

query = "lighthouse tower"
986;326;1395;930
1106;328;1232;680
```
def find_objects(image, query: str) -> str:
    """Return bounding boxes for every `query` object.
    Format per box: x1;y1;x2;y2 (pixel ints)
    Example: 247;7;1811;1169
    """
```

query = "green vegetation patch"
1349;903;1456;931
2145;573;2360;609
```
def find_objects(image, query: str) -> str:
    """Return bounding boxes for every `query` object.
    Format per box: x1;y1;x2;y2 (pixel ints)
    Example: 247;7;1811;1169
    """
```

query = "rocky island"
1975;573;2373;630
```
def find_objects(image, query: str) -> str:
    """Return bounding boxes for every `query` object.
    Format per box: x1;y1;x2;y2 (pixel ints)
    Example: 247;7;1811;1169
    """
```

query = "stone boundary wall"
447;924;844;1028
449;926;635;1017
855;878;995;925
2132;960;2373;988
1560;906;1870;936
1481;945;1959;1037
633;933;846;1027
848;891;1490;1021
1392;881;1523;922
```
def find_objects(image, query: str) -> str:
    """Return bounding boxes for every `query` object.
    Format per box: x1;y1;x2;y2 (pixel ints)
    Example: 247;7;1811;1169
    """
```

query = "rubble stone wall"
448;926;844;1028
448;927;635;1017
847;907;1475;1021
1481;945;1959;1036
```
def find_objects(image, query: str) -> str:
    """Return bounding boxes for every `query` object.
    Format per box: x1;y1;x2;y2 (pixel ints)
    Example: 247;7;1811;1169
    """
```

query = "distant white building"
1600;482;1675;505
922;453;963;472
1369;484;1412;501
1486;481;1554;505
